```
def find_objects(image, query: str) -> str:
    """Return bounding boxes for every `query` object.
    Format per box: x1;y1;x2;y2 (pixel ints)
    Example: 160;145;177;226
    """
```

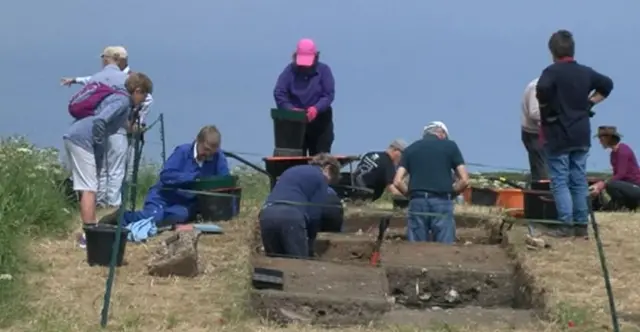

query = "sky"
1;0;638;173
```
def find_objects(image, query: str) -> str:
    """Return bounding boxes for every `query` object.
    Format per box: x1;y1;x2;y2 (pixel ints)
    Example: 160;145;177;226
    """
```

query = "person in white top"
60;46;154;210
521;77;547;181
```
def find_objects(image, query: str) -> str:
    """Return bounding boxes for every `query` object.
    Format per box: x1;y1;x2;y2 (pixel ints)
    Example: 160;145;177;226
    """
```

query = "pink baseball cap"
295;38;317;66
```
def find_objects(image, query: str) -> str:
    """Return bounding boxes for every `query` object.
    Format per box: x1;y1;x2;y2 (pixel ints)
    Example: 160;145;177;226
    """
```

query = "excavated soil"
250;212;543;328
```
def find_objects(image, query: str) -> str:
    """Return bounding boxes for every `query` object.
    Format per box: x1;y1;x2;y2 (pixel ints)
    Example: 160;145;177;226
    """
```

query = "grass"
2;138;640;331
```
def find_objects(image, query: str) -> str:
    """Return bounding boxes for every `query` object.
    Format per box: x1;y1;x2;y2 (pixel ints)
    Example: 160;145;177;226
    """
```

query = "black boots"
574;224;589;239
545;224;589;239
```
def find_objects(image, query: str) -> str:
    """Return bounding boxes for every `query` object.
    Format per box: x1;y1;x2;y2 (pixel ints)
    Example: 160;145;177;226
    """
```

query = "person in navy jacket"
100;125;230;226
273;38;336;156
259;153;341;258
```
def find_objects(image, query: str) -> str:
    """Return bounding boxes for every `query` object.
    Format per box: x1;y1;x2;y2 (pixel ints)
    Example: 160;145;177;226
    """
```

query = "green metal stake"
99;134;136;328
588;197;620;332
159;113;166;163
129;133;144;211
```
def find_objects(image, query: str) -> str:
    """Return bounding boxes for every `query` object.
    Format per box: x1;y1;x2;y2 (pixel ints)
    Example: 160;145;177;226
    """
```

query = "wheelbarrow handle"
223;151;272;178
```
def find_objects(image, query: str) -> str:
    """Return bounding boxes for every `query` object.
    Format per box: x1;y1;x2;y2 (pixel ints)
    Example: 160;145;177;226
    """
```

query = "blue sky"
1;0;637;172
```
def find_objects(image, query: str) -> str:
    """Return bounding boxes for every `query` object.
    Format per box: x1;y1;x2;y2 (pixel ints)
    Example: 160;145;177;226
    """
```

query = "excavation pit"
250;215;542;328
313;233;376;264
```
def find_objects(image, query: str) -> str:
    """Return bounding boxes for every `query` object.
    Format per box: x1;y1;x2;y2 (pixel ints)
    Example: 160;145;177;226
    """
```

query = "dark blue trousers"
259;204;309;259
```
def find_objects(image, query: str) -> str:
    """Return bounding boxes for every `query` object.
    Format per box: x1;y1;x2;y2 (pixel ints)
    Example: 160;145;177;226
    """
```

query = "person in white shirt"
521;77;547;181
60;46;154;210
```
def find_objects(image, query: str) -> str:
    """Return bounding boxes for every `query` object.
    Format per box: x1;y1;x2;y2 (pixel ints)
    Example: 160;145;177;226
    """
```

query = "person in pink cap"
273;38;336;156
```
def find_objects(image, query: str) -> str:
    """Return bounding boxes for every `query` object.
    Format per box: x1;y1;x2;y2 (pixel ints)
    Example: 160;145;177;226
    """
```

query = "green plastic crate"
270;108;307;123
187;175;239;191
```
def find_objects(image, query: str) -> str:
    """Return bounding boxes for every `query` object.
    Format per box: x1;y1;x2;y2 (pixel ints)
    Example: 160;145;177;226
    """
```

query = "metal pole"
100;132;136;328
159;113;166;163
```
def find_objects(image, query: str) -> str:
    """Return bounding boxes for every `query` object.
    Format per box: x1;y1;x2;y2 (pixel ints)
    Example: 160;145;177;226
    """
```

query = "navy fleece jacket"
536;60;613;153
265;165;329;237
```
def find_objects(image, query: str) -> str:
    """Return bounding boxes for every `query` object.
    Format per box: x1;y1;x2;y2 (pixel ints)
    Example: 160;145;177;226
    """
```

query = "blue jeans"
546;148;589;225
407;194;455;244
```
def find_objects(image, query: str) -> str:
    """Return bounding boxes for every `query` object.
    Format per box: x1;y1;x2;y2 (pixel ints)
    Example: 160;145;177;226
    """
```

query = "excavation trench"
250;213;544;328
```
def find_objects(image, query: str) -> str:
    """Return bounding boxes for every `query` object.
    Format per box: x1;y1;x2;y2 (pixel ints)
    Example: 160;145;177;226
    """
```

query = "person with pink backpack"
64;71;154;248
61;46;153;212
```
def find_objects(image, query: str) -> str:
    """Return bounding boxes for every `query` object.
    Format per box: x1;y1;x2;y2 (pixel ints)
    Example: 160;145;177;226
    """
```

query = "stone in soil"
147;231;199;277
386;265;515;308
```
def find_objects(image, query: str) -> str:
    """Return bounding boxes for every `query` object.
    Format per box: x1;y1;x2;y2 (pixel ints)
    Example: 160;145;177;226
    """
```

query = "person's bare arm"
392;167;409;195
386;183;403;196
449;142;469;193
452;164;469;193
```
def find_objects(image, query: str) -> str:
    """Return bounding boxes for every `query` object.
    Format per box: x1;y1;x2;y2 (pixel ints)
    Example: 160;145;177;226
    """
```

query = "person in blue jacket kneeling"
260;153;341;259
100;125;229;226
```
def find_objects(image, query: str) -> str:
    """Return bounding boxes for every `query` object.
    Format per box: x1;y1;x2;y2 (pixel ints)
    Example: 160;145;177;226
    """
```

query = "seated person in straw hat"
590;126;640;210
100;125;230;226
351;139;407;201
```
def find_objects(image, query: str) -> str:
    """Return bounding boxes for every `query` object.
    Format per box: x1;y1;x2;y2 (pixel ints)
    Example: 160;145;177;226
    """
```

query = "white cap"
423;121;450;138
101;46;128;59
390;138;408;151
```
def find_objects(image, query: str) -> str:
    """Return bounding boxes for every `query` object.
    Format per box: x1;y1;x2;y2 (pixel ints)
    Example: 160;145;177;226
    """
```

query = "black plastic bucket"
470;188;498;206
83;224;130;267
271;108;307;151
196;187;242;221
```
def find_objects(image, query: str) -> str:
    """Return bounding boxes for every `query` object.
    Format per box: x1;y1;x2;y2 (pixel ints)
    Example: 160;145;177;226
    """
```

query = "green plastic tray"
187;175;238;191
271;108;307;123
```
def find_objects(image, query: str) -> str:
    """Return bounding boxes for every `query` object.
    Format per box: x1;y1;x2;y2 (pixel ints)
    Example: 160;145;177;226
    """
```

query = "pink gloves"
306;106;318;122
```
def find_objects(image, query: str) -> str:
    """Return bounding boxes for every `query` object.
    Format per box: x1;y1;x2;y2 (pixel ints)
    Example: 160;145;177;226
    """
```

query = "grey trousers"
521;129;548;181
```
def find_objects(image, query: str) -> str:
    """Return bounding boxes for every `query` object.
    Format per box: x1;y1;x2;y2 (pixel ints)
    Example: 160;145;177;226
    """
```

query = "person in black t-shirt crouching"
352;139;407;201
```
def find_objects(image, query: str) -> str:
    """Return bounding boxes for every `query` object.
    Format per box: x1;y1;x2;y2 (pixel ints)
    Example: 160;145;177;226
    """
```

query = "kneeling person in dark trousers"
590;126;640;211
352;139;407;201
393;122;469;244
259;153;341;259
536;30;613;238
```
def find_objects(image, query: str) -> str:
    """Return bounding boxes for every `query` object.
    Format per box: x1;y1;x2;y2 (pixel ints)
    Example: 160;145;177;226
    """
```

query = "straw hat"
596;126;622;138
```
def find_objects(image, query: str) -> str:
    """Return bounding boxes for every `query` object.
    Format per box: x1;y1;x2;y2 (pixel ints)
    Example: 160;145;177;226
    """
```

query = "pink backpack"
68;82;126;120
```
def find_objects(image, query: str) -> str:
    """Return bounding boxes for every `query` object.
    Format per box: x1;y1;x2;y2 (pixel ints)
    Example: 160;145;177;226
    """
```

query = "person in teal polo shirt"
393;121;469;244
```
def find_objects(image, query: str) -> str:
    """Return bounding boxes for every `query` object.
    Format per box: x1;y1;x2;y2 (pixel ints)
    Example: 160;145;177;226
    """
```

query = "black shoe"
574;224;589;239
544;226;574;238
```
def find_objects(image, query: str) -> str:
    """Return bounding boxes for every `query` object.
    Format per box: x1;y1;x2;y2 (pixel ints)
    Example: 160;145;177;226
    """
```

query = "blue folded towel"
125;217;158;242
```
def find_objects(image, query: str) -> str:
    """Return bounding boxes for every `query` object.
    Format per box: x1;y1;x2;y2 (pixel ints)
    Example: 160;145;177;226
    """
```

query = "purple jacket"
273;62;335;111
